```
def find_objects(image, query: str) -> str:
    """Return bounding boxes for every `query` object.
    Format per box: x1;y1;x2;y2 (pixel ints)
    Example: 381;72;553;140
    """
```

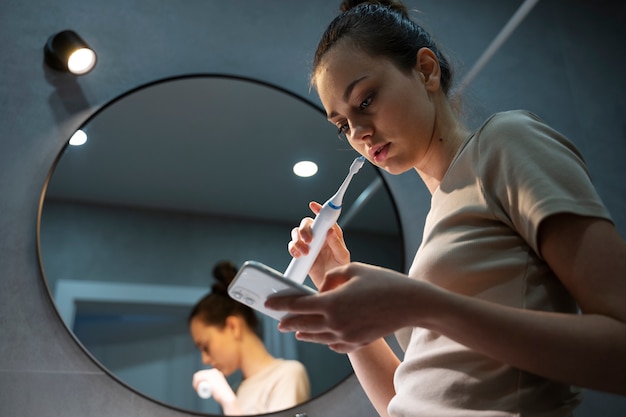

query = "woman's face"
315;42;438;175
189;316;240;376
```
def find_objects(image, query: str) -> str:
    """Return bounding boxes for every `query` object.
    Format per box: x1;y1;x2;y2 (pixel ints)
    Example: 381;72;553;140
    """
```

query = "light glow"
293;161;318;177
67;48;96;75
69;129;87;146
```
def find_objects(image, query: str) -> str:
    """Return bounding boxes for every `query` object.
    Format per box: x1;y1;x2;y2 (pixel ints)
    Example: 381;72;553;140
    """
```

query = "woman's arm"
425;214;625;394
347;339;401;417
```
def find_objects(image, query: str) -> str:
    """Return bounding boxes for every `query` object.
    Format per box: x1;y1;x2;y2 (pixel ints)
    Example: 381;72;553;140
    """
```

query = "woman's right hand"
288;201;350;288
192;369;239;413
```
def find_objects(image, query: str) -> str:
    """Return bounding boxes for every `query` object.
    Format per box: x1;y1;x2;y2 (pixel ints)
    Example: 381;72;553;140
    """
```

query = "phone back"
228;260;317;320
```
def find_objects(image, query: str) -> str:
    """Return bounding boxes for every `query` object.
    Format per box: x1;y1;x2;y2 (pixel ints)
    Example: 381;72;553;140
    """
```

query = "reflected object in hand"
197;380;212;399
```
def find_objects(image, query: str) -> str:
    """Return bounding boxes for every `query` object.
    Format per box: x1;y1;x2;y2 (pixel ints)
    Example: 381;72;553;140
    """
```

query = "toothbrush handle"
283;202;341;284
197;380;212;399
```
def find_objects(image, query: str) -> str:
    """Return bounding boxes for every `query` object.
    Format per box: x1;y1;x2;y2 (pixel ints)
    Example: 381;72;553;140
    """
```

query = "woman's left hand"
266;262;429;353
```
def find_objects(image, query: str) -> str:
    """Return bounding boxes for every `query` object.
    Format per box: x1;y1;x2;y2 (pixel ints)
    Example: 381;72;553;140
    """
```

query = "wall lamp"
44;30;97;75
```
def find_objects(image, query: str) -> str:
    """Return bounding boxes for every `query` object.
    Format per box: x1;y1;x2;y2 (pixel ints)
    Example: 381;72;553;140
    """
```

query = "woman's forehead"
316;48;395;107
317;50;365;91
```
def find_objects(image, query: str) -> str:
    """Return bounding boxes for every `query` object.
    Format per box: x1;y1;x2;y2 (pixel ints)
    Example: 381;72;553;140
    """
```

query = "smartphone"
228;260;317;320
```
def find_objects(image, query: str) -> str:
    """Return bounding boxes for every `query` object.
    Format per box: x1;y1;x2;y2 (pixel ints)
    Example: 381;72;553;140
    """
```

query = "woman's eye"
337;123;350;140
359;95;373;110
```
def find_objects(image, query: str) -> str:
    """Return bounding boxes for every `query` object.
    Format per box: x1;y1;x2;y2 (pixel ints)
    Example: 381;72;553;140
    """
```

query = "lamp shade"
44;30;96;75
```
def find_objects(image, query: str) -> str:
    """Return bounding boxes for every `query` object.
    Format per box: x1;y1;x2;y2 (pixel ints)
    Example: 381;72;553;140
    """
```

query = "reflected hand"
288;201;350;288
267;262;426;353
192;369;239;412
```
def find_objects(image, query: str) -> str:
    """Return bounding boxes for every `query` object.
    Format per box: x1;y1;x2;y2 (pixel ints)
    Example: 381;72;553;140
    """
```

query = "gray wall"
1;1;624;416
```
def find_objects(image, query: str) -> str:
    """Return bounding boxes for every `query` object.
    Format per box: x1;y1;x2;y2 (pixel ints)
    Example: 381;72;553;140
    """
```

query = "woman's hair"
188;260;259;331
311;0;454;95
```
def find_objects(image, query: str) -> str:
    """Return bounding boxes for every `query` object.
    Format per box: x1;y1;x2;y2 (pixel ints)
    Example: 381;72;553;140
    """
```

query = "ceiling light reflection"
69;129;87;146
293;161;318;177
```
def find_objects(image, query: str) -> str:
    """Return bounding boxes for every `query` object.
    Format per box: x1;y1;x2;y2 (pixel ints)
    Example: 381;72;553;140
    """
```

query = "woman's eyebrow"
327;76;368;119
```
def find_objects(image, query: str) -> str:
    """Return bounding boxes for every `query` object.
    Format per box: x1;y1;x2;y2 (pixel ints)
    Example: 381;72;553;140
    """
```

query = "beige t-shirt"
236;358;310;415
387;111;612;417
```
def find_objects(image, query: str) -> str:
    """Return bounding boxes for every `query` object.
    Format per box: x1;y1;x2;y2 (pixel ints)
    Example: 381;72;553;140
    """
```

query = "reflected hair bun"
211;260;238;295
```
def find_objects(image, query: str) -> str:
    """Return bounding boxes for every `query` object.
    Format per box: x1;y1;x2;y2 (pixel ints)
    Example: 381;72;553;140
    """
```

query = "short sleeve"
477;110;612;254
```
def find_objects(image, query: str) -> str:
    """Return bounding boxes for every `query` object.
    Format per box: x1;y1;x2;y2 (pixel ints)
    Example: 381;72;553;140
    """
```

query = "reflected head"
188;261;259;332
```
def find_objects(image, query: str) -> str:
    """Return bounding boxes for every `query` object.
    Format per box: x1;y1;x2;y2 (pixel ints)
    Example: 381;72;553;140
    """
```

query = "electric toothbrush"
227;156;366;320
283;155;365;284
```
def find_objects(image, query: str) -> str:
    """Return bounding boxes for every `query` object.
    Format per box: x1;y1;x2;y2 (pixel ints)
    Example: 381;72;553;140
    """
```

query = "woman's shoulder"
473;109;574;158
477;109;544;138
257;359;309;386
276;358;307;373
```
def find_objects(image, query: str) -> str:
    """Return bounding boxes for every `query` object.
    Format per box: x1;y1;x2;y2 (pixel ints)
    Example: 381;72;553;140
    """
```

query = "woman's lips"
370;143;390;163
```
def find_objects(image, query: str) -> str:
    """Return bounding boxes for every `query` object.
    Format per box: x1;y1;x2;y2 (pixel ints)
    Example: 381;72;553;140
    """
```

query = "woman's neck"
416;100;469;194
239;335;276;379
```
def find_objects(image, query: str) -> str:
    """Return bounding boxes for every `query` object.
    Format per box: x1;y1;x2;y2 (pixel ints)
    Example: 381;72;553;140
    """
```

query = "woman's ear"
225;315;243;340
415;47;441;91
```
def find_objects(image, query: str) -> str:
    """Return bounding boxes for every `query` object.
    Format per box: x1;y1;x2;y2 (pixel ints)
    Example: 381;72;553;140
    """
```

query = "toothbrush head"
349;156;366;174
327;156;367;209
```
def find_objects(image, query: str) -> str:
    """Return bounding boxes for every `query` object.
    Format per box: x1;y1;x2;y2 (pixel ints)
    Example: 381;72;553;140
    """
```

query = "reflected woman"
188;260;310;415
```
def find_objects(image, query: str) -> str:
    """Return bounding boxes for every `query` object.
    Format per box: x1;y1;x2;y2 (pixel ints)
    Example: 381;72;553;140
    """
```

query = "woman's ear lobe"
416;47;441;90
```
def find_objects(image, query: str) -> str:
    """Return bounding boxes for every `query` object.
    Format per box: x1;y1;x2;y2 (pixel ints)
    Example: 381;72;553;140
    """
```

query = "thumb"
320;267;350;291
309;201;322;215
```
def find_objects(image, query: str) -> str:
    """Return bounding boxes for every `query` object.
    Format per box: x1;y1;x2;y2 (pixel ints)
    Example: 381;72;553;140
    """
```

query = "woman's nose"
347;120;372;141
201;352;211;365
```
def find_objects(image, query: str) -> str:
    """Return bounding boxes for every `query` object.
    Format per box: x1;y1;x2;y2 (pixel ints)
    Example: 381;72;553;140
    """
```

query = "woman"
189;260;310;415
266;1;625;416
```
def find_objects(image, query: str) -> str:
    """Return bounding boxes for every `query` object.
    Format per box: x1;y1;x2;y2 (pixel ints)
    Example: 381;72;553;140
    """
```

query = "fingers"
192;372;204;390
265;292;320;314
295;330;338;344
205;370;236;405
294;330;366;354
288;201;343;257
294;331;364;354
192;368;223;390
278;313;327;333
289;222;312;257
291;321;370;354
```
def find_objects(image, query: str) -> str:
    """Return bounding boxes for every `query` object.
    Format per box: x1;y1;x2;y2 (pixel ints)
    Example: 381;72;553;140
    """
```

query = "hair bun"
339;0;408;16
211;260;238;294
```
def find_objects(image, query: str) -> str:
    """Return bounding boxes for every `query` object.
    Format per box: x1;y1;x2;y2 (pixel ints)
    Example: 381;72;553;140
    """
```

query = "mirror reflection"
38;75;404;414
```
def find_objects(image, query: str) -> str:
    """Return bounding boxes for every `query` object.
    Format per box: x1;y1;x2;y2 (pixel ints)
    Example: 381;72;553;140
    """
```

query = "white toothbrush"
283;156;366;284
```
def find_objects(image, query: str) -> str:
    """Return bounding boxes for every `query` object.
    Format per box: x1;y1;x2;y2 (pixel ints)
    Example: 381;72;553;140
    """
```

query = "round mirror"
38;75;404;415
